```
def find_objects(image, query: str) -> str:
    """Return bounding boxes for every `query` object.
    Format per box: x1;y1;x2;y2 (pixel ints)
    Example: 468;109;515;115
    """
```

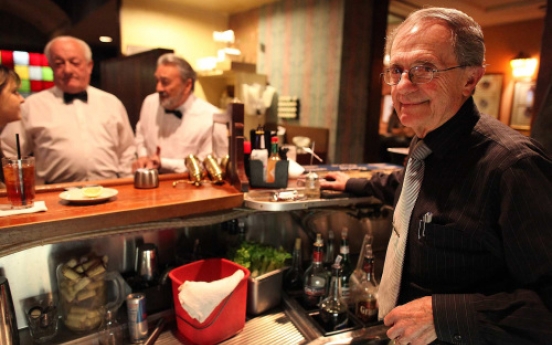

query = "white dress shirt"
0;86;136;184
135;93;228;173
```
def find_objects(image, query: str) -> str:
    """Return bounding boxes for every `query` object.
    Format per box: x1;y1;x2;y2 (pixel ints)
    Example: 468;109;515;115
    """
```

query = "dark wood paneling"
530;0;552;153
336;0;388;163
0;174;243;258
100;48;173;131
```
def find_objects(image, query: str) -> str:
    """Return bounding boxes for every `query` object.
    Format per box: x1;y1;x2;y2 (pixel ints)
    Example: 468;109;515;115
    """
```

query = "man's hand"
384;296;437;345
132;156;150;172
319;171;350;191
147;152;161;170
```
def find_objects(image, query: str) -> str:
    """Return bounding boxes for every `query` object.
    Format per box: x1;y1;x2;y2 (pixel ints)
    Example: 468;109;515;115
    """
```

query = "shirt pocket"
413;221;507;290
419;222;485;253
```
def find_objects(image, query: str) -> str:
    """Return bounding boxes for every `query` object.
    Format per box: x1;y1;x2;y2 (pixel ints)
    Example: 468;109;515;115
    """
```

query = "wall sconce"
510;52;537;79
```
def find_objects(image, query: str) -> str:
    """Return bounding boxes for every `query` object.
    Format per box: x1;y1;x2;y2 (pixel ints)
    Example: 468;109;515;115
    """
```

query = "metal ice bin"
247;267;287;315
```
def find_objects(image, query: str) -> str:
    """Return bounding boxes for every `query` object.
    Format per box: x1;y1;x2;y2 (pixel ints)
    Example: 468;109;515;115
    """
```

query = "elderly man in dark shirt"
322;7;552;345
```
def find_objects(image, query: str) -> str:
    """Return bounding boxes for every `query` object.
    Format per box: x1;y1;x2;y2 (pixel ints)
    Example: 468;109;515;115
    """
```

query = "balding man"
1;36;136;184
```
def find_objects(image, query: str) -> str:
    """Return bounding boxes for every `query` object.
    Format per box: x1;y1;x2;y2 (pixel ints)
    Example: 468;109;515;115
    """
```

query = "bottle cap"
243;141;252;154
306;171;319;181
271;136;278;143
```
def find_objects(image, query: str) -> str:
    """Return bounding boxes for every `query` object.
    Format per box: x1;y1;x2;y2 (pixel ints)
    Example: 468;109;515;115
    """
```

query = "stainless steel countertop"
18;308;306;345
155;310;306;345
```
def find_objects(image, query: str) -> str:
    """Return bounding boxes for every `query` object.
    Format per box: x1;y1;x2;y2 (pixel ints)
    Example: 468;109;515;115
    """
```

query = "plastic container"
169;259;250;345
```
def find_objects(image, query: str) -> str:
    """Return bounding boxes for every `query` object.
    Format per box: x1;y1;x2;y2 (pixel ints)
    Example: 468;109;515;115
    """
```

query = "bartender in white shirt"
0;36;136;184
132;53;226;174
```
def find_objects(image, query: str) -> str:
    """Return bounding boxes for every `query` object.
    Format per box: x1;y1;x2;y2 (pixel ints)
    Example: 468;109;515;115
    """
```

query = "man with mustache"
132;53;226;173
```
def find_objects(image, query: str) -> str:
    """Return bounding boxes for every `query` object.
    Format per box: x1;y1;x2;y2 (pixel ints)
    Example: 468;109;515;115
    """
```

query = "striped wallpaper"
258;0;344;162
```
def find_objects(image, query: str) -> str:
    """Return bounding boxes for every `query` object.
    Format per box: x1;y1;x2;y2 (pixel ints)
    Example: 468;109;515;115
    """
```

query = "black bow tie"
63;91;88;104
165;109;182;119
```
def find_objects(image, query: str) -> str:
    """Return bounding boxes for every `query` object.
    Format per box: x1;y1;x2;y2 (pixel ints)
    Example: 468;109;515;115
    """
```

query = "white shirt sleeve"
0;120;31;158
160;157;186;173
135;98;149;158
115;100;137;178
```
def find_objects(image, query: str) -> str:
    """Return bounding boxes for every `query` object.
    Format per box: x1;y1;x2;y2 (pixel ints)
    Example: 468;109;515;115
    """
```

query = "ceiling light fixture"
99;36;113;43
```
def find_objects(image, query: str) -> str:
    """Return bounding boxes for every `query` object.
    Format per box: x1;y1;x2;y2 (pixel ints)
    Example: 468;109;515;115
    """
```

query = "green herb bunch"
231;241;291;278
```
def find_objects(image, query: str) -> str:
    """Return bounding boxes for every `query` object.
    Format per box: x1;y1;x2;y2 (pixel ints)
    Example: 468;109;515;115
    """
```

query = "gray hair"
386;7;486;66
44;36;93;64
157;53;196;91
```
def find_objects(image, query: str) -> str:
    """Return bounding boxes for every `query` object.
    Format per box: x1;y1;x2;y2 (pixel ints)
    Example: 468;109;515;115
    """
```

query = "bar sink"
282;293;391;345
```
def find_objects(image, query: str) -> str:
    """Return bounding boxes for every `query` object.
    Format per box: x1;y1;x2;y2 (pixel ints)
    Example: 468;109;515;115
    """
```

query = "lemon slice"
82;186;103;198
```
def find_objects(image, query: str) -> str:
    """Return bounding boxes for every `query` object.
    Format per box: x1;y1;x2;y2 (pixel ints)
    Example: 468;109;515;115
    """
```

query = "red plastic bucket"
169;258;250;345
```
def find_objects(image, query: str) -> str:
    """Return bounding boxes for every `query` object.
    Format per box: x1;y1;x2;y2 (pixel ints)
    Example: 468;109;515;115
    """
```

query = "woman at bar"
0;65;24;129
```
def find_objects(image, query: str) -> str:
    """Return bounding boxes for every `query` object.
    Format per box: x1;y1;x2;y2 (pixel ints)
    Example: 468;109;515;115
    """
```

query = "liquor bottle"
324;230;336;269
338;228;353;306
251;125;268;178
303;233;330;309
349;234;373;293
266;136;281;183
354;243;379;324
98;310;122;345
284;237;304;294
254;124;266;150
319;255;349;331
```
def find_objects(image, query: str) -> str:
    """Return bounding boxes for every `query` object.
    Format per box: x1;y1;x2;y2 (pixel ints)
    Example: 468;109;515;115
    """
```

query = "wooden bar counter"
0;173;244;258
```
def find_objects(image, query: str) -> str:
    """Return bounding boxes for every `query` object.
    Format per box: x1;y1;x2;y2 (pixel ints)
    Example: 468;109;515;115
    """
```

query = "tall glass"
2;157;35;209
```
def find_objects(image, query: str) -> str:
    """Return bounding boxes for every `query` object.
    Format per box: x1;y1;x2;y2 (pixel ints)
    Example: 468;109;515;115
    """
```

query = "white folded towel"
178;269;245;323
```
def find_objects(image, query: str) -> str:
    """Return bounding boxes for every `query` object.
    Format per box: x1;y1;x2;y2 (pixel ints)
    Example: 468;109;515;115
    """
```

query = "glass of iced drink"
2;156;35;209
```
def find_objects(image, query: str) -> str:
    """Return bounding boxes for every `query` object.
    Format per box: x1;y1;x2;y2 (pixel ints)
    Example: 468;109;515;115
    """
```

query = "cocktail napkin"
0;201;47;217
177;269;245;323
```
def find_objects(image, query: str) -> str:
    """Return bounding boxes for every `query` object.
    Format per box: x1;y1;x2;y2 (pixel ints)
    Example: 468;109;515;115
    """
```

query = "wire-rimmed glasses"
381;64;468;85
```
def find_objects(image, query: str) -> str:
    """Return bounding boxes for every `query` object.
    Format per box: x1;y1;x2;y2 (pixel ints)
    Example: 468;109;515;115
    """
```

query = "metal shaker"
135;243;159;282
184;155;203;187
203;154;224;185
0;276;19;345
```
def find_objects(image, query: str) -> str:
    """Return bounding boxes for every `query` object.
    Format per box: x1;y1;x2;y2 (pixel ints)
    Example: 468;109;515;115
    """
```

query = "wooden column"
530;0;552;153
335;0;389;163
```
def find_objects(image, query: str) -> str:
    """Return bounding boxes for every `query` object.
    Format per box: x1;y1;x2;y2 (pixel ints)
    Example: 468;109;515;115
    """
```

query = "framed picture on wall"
510;80;536;130
473;73;503;118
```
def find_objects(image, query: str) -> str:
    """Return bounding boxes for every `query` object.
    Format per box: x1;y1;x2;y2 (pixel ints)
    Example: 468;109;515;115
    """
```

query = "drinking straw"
15;134;27;206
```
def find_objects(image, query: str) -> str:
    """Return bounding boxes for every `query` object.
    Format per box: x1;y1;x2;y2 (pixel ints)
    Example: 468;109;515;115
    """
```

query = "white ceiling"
162;0;547;27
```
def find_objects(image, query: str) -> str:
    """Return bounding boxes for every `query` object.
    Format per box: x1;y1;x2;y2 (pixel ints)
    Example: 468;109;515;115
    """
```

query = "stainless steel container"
247;267;287;315
0;276;19;345
134;168;159;189
136;243;159;282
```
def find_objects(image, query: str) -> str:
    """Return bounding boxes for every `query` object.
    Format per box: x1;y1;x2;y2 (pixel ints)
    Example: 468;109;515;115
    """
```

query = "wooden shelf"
0;174;244;258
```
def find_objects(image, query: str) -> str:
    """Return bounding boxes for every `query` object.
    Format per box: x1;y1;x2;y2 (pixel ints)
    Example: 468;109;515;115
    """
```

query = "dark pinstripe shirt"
346;97;552;344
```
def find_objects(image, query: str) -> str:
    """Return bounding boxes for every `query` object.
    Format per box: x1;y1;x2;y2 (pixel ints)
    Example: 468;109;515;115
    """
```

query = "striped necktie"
378;140;432;318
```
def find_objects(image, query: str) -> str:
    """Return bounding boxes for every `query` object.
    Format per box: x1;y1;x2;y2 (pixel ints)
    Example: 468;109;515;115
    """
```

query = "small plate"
59;188;118;204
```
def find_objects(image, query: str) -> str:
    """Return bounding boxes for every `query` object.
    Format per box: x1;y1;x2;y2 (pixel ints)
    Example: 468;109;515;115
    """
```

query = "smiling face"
389;21;484;138
155;63;192;110
49;39;93;94
0;78;24;127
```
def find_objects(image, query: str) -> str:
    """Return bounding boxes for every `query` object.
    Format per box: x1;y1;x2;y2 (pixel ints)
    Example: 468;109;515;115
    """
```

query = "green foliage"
231;241;291;278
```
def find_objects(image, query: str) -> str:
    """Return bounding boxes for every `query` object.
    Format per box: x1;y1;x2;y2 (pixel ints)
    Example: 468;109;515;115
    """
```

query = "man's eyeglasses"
381;64;468;86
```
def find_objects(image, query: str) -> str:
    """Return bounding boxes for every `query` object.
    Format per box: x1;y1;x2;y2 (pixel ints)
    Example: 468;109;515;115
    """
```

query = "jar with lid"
304;171;321;199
